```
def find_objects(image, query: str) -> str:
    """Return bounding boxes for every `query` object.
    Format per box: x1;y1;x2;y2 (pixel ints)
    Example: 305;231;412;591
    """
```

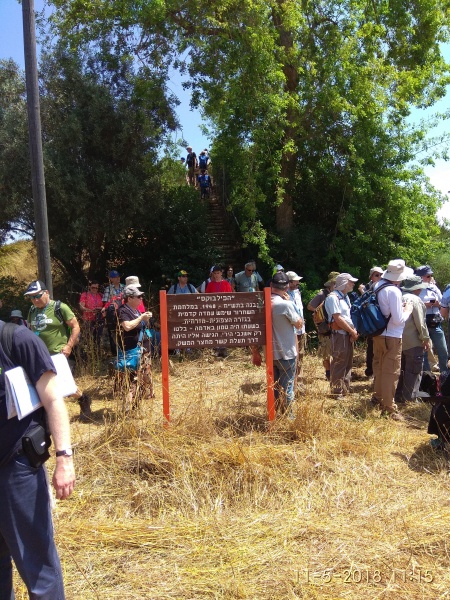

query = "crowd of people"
307;260;450;422
2;257;450;596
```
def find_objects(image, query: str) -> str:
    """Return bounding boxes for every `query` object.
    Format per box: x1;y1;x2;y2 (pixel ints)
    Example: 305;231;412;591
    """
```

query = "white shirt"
287;288;305;334
324;290;352;335
375;280;406;338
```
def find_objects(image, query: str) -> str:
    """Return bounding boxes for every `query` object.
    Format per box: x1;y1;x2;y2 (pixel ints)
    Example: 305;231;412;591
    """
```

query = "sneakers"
78;394;92;421
325;370;330;381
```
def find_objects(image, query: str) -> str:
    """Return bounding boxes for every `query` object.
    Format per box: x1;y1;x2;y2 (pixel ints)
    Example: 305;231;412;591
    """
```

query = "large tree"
0;47;217;286
48;0;449;276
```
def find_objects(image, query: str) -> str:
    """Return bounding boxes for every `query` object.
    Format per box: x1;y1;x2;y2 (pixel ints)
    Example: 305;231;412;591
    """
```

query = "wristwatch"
55;448;73;457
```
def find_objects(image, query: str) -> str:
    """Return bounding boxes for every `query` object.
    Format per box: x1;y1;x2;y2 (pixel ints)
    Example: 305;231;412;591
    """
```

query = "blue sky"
1;0;449;216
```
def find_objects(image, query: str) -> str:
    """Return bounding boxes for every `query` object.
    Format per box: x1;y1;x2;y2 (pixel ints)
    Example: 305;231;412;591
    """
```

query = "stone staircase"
206;192;242;267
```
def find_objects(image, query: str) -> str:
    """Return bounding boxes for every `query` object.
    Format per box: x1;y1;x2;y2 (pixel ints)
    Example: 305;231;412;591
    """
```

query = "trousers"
330;333;353;395
373;336;402;412
0;453;65;600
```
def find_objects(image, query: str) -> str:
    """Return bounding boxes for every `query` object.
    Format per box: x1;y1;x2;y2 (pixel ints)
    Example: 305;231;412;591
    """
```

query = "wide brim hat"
125;276;141;287
382;260;414;282
414;265;433;277
401;275;428;292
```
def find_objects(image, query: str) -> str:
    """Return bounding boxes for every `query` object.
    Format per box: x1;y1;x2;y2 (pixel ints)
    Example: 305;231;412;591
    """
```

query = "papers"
5;367;42;420
5;353;77;420
50;354;77;398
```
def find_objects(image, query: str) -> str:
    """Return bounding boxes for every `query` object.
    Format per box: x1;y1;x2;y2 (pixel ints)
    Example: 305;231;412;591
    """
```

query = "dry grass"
0;240;38;283
13;348;450;599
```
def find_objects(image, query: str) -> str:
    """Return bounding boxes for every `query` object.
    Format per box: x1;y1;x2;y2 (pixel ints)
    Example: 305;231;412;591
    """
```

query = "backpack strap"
53;300;64;324
0;322;18;362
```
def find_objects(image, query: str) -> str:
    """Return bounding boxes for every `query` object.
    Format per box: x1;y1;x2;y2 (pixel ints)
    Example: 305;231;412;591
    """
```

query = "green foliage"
0;276;29;321
2;0;450;287
0;60;33;242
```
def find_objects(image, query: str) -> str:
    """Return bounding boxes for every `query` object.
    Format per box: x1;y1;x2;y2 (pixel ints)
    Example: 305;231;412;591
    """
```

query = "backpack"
186;152;196;167
105;297;123;331
312;301;331;336
198;155;208;169
350;282;393;337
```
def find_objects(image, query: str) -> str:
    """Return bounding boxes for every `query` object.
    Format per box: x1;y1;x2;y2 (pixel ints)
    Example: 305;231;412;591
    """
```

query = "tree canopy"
1;0;450;286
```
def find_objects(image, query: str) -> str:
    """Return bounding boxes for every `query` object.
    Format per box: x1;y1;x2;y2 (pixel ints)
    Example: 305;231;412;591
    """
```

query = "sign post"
159;290;275;421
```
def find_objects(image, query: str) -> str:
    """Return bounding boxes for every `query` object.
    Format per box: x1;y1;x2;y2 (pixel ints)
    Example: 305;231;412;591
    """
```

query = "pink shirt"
80;292;103;321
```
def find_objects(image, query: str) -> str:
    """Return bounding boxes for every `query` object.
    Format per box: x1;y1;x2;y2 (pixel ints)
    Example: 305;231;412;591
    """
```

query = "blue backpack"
350;282;393;337
198;155;208;169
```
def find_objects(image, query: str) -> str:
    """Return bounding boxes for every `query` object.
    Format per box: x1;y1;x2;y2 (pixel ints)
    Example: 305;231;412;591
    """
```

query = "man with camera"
0;321;75;598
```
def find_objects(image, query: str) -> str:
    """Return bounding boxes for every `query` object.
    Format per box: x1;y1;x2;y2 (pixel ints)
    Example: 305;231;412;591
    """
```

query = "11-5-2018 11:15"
300;568;434;584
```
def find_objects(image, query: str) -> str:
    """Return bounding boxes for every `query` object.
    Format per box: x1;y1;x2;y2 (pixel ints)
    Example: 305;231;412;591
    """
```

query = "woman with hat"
116;285;155;409
415;265;448;373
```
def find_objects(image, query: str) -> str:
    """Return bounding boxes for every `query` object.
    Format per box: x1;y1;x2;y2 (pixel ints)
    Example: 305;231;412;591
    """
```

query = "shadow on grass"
214;412;269;436
240;382;265;395
392;441;449;474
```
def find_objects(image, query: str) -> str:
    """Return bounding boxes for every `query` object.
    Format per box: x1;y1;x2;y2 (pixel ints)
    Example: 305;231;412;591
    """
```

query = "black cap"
271;272;289;288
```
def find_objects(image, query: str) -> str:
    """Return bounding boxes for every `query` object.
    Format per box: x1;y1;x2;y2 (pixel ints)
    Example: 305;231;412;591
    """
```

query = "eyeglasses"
90;285;99;289
425;274;432;278
28;292;45;300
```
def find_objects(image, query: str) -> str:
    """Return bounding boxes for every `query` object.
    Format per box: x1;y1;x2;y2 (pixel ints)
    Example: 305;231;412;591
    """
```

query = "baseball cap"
335;273;358;290
123;285;144;298
177;270;189;277
109;270;120;278
24;280;47;296
286;271;302;281
271;272;290;288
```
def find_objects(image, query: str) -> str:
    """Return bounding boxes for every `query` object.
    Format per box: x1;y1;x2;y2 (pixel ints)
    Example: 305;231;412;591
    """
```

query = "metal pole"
22;0;53;295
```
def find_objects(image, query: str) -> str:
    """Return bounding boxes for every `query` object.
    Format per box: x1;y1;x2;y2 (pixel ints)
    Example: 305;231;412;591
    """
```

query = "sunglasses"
372;273;381;277
246;269;255;272
28;292;45;300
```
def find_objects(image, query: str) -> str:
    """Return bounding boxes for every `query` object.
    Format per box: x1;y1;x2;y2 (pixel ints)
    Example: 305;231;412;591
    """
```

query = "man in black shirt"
0;322;75;598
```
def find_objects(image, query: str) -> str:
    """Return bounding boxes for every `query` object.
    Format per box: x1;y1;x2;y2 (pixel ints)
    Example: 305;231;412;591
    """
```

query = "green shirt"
27;300;74;354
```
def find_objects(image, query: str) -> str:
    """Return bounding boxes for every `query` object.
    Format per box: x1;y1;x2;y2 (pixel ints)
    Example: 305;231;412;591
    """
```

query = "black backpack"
105;297;123;331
